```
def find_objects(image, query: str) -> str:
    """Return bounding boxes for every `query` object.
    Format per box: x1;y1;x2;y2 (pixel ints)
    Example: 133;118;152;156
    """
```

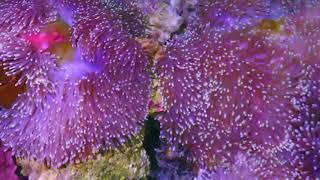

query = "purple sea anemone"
154;1;320;178
0;0;57;34
0;0;150;168
155;15;302;177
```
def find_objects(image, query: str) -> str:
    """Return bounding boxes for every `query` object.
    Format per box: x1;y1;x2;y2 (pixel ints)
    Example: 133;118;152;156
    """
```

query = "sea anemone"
154;2;320;178
0;1;151;168
155;18;300;177
0;0;57;34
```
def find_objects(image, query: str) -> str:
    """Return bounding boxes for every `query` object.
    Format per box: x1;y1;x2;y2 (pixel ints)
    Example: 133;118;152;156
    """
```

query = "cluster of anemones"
0;0;319;179
0;0;150;168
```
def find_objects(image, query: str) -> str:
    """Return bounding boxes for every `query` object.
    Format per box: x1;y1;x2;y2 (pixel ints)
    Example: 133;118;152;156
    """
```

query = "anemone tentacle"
103;0;147;37
188;0;272;31
0;0;57;34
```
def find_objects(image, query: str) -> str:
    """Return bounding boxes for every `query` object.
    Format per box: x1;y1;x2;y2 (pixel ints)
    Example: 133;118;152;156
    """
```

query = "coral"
0;0;151;168
136;0;197;42
17;134;149;180
149;3;184;42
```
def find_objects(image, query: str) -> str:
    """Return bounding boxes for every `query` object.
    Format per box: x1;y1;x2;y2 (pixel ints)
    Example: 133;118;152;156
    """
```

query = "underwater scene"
0;0;319;179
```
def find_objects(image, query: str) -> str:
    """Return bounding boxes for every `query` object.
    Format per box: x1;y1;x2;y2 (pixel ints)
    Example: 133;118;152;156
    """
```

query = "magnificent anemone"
154;2;320;178
0;1;151;167
0;0;57;34
155;22;299;177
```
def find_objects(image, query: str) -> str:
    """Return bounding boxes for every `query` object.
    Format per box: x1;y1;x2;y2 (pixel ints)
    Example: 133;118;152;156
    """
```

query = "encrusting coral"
17;134;149;180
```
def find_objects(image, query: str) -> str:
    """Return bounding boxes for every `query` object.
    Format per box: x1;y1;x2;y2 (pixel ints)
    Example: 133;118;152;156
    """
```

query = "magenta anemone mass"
156;2;320;178
0;0;150;167
155;25;299;178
